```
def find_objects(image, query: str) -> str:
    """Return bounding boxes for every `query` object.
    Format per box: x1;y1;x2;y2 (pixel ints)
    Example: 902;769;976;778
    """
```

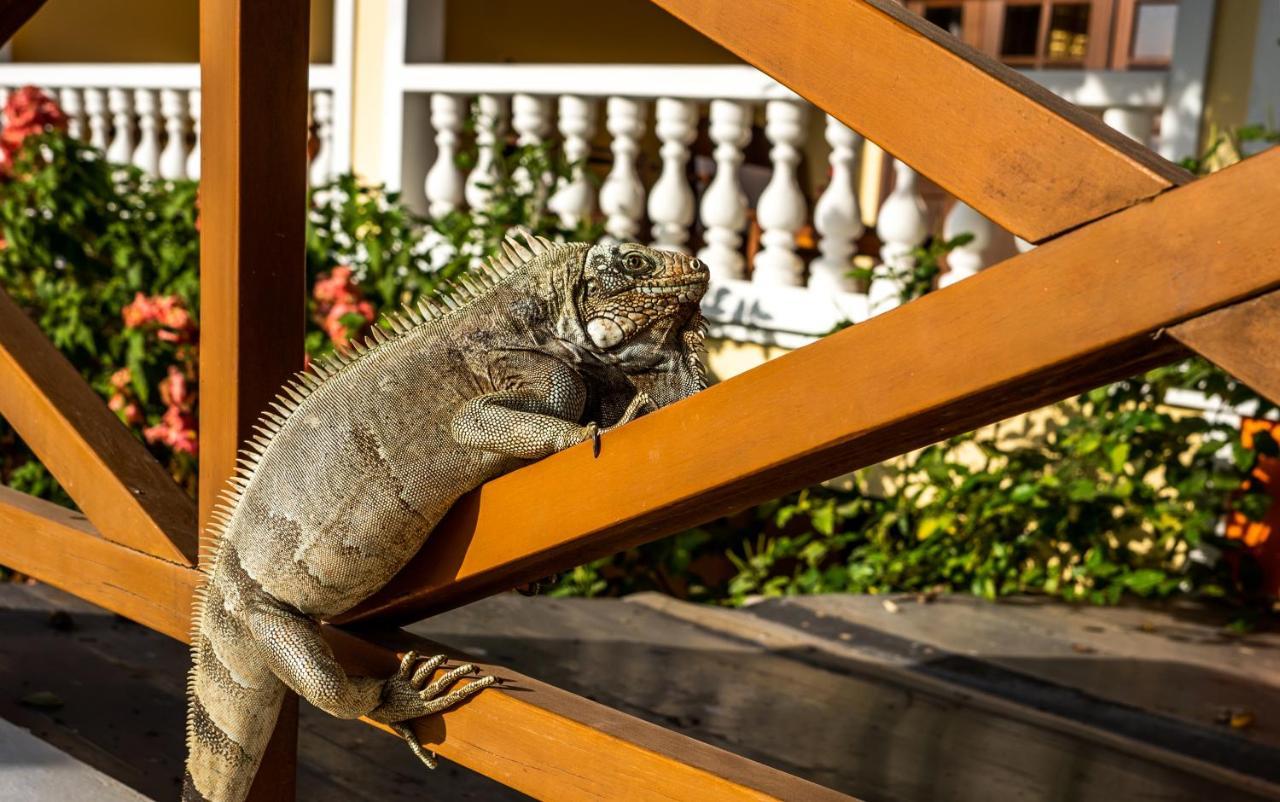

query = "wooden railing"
0;0;1277;800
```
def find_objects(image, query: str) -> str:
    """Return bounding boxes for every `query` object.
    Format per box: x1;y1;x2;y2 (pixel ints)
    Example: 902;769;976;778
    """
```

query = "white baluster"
697;100;751;280
132;89;162;176
647;97;697;253
59;88;86;140
464;94;507;212
511;93;551;196
105;88;135;165
158;89;188;180
870;159;929;315
1102;107;1154;145
548;95;598;229
186;89;201;180
85;88;109;152
423;93;465;218
809;115;864;293
598;97;647;244
309;90;334;186
751;100;809;286
939;201;994;288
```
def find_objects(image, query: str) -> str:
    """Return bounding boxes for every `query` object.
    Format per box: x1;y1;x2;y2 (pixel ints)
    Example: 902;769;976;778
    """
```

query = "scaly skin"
183;230;709;802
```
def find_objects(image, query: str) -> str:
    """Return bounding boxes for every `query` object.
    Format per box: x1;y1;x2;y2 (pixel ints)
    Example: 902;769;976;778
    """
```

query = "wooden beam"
647;0;1190;242
0;486;193;639
0;286;197;565
338;149;1280;626
1169;290;1280;406
0;491;851;802
197;0;310;536
0;0;46;46
199;0;311;797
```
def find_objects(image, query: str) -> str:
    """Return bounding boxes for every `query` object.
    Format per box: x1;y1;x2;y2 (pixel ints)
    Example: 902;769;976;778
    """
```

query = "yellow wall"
11;0;334;63
445;0;739;64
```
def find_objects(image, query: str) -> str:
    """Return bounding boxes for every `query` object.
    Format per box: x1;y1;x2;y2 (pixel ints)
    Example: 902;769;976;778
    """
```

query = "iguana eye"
622;253;651;274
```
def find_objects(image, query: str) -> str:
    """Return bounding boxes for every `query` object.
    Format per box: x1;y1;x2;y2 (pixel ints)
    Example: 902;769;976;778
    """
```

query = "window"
924;5;965;39
907;0;1179;72
1110;0;1179;69
1046;3;1091;62
1000;4;1042;60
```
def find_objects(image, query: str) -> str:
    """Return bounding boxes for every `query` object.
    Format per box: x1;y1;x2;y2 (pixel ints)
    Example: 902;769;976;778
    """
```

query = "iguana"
182;229;709;802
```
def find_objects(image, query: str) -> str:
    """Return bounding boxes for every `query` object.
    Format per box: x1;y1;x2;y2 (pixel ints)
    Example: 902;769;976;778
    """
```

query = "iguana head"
575;241;710;408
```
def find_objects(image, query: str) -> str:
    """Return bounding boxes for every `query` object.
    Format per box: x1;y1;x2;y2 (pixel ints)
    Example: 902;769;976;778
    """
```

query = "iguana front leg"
451;350;650;458
244;595;494;768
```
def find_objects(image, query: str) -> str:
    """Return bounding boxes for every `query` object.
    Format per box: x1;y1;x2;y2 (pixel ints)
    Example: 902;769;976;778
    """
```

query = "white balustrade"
310;90;335;186
84;88;109;151
105;88;135;165
131;88;161;175
59;88;86;140
809;115;864;294
870;159;929;316
697;99;752;280
186;89;201;180
939;201;995;288
511;93;552;197
423;93;466;218
598;97;647;244
464;93;507;212
548;95;598;229
751;100;809;287
648;97;697;253
158;89;188;180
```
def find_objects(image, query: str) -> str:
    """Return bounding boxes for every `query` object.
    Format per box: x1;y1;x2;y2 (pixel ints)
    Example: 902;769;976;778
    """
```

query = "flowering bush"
0;88;578;504
0;86;66;177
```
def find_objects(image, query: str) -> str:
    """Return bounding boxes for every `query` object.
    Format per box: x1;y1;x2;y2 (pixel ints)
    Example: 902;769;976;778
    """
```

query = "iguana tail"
182;578;286;802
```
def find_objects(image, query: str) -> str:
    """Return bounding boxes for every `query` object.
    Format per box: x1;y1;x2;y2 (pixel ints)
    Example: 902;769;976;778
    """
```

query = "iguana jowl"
183;230;709;802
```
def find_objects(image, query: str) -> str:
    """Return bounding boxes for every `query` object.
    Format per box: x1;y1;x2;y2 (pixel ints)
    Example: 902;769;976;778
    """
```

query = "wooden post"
199;0;310;798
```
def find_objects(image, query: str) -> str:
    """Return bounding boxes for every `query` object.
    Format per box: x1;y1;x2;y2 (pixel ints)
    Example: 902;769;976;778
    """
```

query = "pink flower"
144;405;197;456
109;368;132;391
313;266;375;348
0;86;67;176
122;292;158;328
158;365;190;408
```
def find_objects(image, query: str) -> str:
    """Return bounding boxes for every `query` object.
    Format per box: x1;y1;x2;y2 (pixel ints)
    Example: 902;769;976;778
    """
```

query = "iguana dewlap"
183;230;709;802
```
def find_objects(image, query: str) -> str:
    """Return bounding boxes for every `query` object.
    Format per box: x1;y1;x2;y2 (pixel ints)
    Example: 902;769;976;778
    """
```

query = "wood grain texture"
0;486;195;639
1170;290;1280;406
197;0;310;535
339;149;1280;626
0;492;851;802
0;286;197;564
647;0;1190;242
0;0;45;45
198;1;312;797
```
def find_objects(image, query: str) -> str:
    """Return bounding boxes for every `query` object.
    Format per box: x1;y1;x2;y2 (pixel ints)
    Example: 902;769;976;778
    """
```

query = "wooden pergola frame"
0;0;1276;799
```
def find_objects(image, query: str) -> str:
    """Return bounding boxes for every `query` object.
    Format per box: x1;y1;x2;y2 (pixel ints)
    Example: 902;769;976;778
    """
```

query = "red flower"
158;365;190;408
312;266;375;348
0;86;67;176
109;368;133;391
144;405;197;456
122;293;195;343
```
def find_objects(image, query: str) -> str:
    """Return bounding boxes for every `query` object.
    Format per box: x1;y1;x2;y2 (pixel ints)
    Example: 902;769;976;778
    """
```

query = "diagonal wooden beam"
0;0;46;46
0;486;854;802
1169;290;1280;406
0;286;197;564
648;0;1190;243
338;149;1280;627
